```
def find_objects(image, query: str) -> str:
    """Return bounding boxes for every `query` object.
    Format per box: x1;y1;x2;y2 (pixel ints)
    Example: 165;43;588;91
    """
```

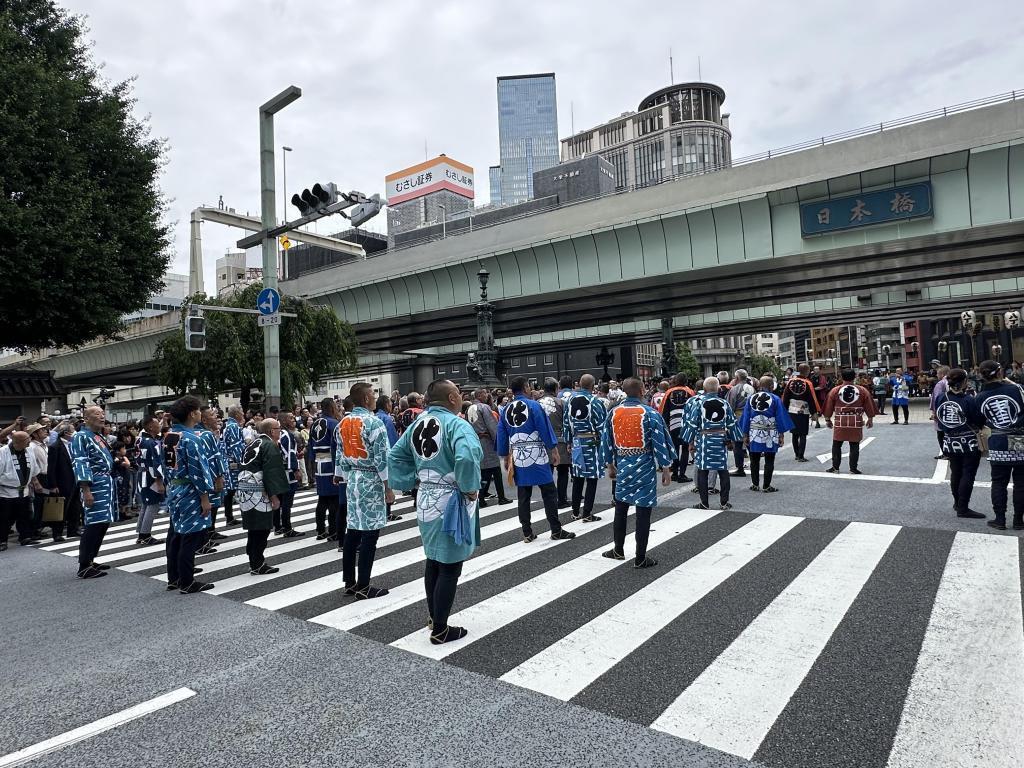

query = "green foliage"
153;283;359;408
0;0;170;349
674;341;701;380
749;354;784;381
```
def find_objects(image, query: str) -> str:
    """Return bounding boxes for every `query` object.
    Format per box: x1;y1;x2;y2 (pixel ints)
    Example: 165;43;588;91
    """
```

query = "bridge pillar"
660;317;677;378
412;355;436;394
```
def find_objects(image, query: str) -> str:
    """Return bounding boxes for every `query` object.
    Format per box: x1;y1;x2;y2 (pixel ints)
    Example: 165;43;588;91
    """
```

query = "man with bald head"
564;373;607;522
70;405;118;578
220;404;245;527
0;431;42;550
738;376;794;493
682;377;740;510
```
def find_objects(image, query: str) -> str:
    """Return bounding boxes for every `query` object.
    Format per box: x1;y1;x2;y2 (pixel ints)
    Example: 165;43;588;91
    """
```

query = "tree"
153;283;359;409
749;354;784;381
0;0;170;350
674;341;701;380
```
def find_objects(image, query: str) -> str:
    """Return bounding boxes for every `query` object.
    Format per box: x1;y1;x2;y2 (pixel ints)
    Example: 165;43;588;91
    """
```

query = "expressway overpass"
6;94;1024;389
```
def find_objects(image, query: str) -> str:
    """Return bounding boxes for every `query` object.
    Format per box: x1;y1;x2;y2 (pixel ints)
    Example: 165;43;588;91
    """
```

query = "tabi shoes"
634;556;658;569
179;581;215;594
550;529;576;541
429;626;468;645
955;507;986;519
77;565;106;579
249;563;280;576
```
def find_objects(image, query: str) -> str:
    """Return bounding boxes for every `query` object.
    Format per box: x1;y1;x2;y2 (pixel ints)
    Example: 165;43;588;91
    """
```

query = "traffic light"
348;193;383;227
185;307;206;352
291;182;338;216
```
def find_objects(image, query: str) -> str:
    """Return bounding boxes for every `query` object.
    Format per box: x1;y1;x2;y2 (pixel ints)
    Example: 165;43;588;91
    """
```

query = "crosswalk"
38;487;1024;767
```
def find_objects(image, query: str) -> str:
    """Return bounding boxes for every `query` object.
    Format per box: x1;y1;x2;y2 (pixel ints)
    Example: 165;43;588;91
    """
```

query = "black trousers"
315;494;340;535
831;440;860;470
246;529;271;569
571;476;598;517
875;394;887;414
990;463;1024;522
222;489;236;522
555;461;570;504
697;469;730;506
733;442;746;471
613;500;652;563
480;467;507;501
671;437;690;480
425;558;463;632
790;414;809;459
749;452;776;488
948;452;981;512
892;403;909;423
936;430;946;452
0;496;33;543
166;529;206;586
274;489;295;531
343;528;381;587
77;522;109;569
64;492;82;534
518;482;562;536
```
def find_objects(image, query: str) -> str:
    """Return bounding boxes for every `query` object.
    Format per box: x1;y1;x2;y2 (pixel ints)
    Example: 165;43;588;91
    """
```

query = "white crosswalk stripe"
28;500;1024;766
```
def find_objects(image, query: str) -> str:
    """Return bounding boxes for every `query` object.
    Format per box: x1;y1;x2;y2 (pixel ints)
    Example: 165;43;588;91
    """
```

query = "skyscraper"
493;73;559;205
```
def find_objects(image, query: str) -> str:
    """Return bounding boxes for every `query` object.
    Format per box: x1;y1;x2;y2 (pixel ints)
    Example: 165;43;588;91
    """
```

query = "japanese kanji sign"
800;182;932;237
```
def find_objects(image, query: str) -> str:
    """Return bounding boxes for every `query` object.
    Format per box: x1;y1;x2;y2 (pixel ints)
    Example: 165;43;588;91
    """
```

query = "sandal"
429;625;468;645
602;548;625;561
354;585;390;600
634;557;658;569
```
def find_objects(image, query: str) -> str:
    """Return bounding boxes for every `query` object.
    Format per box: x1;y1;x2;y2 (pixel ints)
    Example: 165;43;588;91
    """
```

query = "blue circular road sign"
257;288;281;316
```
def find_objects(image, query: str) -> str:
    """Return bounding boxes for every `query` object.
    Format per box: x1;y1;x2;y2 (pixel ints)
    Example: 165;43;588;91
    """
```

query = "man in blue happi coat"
497;377;575;543
599;377;673;568
738;378;794;493
70;405;116;579
135;413;165;546
683;377;740;511
563;373;607;522
197;406;227;550
309;397;341;541
219;405;245;527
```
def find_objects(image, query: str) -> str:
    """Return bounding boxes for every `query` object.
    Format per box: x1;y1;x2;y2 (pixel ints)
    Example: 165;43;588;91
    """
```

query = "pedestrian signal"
185;308;206;352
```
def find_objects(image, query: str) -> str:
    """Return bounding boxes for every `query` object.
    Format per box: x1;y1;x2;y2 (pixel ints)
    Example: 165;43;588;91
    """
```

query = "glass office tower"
495;73;559;205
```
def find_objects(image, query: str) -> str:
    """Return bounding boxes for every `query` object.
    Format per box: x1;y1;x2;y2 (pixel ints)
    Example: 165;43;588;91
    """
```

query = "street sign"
257;287;280;315
279;235;291;250
258;312;281;327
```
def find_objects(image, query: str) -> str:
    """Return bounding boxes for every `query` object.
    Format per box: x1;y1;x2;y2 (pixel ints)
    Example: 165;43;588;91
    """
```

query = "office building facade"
492;73;559;205
561;82;732;190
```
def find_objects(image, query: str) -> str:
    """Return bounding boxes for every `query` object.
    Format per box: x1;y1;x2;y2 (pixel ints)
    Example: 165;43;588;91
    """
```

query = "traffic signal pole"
258;86;301;411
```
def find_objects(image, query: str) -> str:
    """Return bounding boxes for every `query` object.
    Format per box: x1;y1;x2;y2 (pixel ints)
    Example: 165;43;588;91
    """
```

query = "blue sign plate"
257;287;281;316
800;182;932;237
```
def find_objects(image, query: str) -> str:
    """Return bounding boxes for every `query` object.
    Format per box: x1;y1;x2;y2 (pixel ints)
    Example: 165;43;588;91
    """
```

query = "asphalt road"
4;410;1023;768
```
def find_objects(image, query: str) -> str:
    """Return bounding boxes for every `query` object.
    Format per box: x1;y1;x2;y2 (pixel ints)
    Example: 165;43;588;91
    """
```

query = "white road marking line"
209;500;518;595
308;506;624;631
650;521;900;760
886;533;1024;768
246;500;526;610
816;436;875;464
500;514;801;699
773;471;942;485
0;687;196;768
930;459;947;483
393;507;720;660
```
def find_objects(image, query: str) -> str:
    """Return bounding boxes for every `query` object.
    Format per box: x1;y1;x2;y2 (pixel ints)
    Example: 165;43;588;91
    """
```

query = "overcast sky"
62;0;1023;291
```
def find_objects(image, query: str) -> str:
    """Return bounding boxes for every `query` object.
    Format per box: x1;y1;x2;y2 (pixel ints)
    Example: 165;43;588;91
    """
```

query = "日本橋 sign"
800;182;933;237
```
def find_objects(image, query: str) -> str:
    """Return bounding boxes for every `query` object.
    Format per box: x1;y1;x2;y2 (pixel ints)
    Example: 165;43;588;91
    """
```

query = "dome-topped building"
560;81;732;190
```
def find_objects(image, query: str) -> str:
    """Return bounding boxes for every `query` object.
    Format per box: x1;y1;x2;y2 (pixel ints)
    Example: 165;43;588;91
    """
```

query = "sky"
61;0;1024;292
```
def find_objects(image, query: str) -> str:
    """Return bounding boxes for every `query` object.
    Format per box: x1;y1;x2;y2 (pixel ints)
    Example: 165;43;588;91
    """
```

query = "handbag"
237;466;273;531
42;495;65;522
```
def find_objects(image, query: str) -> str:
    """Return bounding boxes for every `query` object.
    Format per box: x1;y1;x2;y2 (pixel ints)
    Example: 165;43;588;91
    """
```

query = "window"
436;366;445;375
544;354;554;366
450;364;460;374
527;355;537;367
510;357;520;368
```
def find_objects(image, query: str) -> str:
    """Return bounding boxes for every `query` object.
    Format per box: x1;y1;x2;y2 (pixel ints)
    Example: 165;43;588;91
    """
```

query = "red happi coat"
823;384;877;443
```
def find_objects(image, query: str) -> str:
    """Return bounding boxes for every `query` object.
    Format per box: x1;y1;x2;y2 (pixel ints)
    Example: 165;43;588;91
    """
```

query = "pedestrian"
196;407;227;551
781;363;821;463
275;412;304;537
890;367;912;424
309;397;342;541
600;377;673;567
823;370;877;474
135;414;165;545
164;395;216;593
467;388;509;507
497;376;576;543
47;422;82;540
932;368;985;520
683;377;739;511
25;423;51;539
70;406;117;578
971;359;1024;530
398;392;424;435
336;382;394;599
237;418;289;575
388;378;483;645
659;373;695;482
929;365;951;460
375;395;400;447
872;370;889;415
0;431;41;551
726;370;754;478
538;378;571;507
563;373;607;522
811;366;829;428
111;441;134;520
220;405;245;527
739;379;794;493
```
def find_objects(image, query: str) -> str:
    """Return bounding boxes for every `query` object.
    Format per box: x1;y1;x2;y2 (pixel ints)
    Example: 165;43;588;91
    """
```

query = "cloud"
61;0;1023;290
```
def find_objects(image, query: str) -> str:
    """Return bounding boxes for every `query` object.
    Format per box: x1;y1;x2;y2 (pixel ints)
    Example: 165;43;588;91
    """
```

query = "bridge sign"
257;288;281;316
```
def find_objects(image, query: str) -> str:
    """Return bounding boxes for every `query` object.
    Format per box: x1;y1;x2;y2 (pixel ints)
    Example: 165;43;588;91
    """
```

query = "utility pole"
258;86;301;411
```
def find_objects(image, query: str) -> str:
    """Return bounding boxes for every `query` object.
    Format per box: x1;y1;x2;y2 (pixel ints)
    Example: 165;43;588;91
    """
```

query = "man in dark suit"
47;423;83;538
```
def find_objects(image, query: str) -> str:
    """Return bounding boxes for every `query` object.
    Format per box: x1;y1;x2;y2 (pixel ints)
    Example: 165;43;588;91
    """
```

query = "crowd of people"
2;357;1022;644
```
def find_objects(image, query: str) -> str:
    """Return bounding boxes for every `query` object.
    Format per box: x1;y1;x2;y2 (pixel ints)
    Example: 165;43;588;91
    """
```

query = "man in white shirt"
0;432;41;549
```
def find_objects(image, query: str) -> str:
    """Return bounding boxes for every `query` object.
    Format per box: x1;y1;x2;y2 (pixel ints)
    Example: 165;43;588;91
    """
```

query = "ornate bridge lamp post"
596;347;615;383
937;340;950;367
881;344;891;371
466;268;503;389
660;318;677;378
991;343;1004;364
